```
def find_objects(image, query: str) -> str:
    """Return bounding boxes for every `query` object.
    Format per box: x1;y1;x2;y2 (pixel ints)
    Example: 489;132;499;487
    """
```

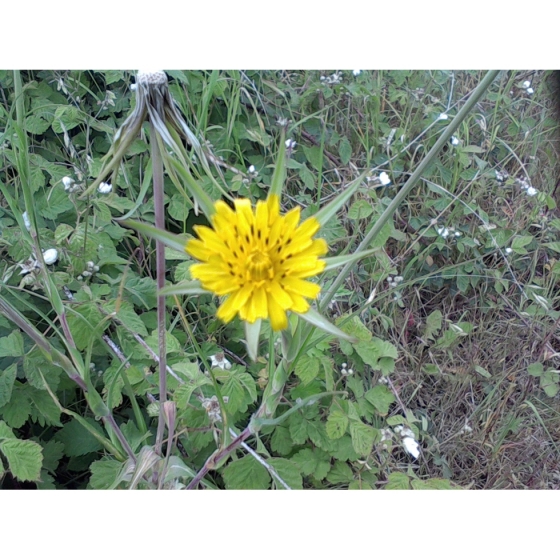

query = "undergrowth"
0;70;559;489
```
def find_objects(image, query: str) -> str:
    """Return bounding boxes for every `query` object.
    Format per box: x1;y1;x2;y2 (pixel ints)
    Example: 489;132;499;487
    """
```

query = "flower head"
43;248;58;265
185;195;328;331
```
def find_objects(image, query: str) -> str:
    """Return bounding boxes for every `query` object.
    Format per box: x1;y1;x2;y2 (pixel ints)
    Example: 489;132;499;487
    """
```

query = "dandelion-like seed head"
137;71;168;86
185;195;328;331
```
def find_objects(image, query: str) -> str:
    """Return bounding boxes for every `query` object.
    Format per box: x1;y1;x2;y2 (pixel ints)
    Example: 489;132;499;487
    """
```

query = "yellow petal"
267;292;288;331
267;280;293;310
282;277;321;299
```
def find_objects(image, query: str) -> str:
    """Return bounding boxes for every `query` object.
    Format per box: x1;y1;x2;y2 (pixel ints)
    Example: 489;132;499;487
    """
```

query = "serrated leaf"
302;144;323;172
29;388;62;427
326;409;349;440
289;412;309;445
294;355;320;386
0;331;24;357
55;418;104;457
270;426;293;455
125;275;158;310
0;388;31;428
0;438;43;482
222;455;271;489
0;420;15;439
291;447;331;480
385;471;411;489
0;363;17;408
24;114;51;135
541;371;560;397
36;185;74;219
364;385;395;416
424;309;442;340
268;458;303;489
89;458;125;489
339;137;352;165
348;200;374;220
104;300;147;337
349;420;376;456
411;478;453;490
41;440;65;473
326;461;354;485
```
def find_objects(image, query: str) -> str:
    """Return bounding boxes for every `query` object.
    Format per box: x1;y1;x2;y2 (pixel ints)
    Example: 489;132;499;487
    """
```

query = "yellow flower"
185;195;328;331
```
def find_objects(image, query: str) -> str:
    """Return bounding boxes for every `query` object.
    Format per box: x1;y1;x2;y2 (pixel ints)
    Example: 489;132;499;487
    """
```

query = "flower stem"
150;121;168;457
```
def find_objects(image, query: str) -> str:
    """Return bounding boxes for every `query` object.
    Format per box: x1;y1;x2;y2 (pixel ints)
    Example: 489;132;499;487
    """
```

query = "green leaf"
294;355;320;385
364;385;395;416
55;418;104;456
348;200;374;220
29;388;63;427
291;447;331;480
222;455;271;489
326;409;349;440
0;364;17;408
41;440;65;474
0;388;32;428
36;185;73;219
89;457;126;489
302;144;324;171
339;137;352;165
411;478;453;490
0;331;24;357
67;303;105;351
349;420;376;456
511;235;533;254
424;309;443;340
0;420;15;439
541;370;560;398
270;426;293;455
326;461;354;485
268;458;303;489
104;300;148;337
385;471;411;489
120;219;189;254
528;362;544;377
297;307;358;343
125;276;158;310
288;412;309;445
544;241;560;254
0;438;43;482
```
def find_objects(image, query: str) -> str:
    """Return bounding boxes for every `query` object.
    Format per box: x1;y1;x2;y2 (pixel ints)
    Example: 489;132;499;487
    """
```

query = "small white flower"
353;70;361;76
451;136;460;146
402;436;420;459
130;84;138;91
526;186;538;197
210;353;232;370
526;87;534;95
98;182;112;194
505;247;513;254
437;226;450;238
341;363;347;368
43;248;58;265
379;171;391;186
248;165;256;174
380;428;393;442
276;117;289;127
394;276;404;283
522;80;531;89
22;211;31;231
438;113;449;121
454;231;461;237
285;139;297;150
495;171;504;182
62;176;75;191
378;376;389;384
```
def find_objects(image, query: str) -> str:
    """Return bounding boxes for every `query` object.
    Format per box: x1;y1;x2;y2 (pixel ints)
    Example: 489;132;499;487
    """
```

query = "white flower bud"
62;176;75;191
22;211;31;231
97;182;112;194
379;172;391;186
43;248;58;265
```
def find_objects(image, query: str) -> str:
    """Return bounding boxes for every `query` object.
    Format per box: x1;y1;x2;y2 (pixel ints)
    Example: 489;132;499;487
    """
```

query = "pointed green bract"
159;280;210;296
313;170;369;227
120;219;189;253
269;130;286;199
323;248;378;271
296;307;358;343
244;319;262;361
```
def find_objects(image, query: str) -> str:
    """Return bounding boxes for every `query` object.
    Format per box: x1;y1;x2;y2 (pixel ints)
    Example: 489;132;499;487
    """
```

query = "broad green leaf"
326;409;349;440
385;471;411;489
297;307;358;343
339;136;352;165
288;412;309;445
0;331;24;357
348;199;374;220
54;418;105;457
302;144;323;172
67;302;105;350
0;363;17;408
349;420;376;456
528;362;544;377
291;447;331;480
145;330;181;355
222;455;271;489
0;388;32;428
364;385;395;416
326;461;354;485
411;478;453;490
270;426;293;455
29;388;62;427
104;300;148;337
268;458;303;489
0;438;43;482
424;309;442;340
294;355;320;386
0;420;15;439
41;440;65;474
541;370;560;398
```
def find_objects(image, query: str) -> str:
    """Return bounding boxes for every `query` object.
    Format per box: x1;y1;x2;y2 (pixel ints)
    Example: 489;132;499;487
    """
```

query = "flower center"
246;249;273;282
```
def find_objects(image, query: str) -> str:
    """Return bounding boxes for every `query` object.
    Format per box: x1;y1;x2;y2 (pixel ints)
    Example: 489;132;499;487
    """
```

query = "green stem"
150;121;168;457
